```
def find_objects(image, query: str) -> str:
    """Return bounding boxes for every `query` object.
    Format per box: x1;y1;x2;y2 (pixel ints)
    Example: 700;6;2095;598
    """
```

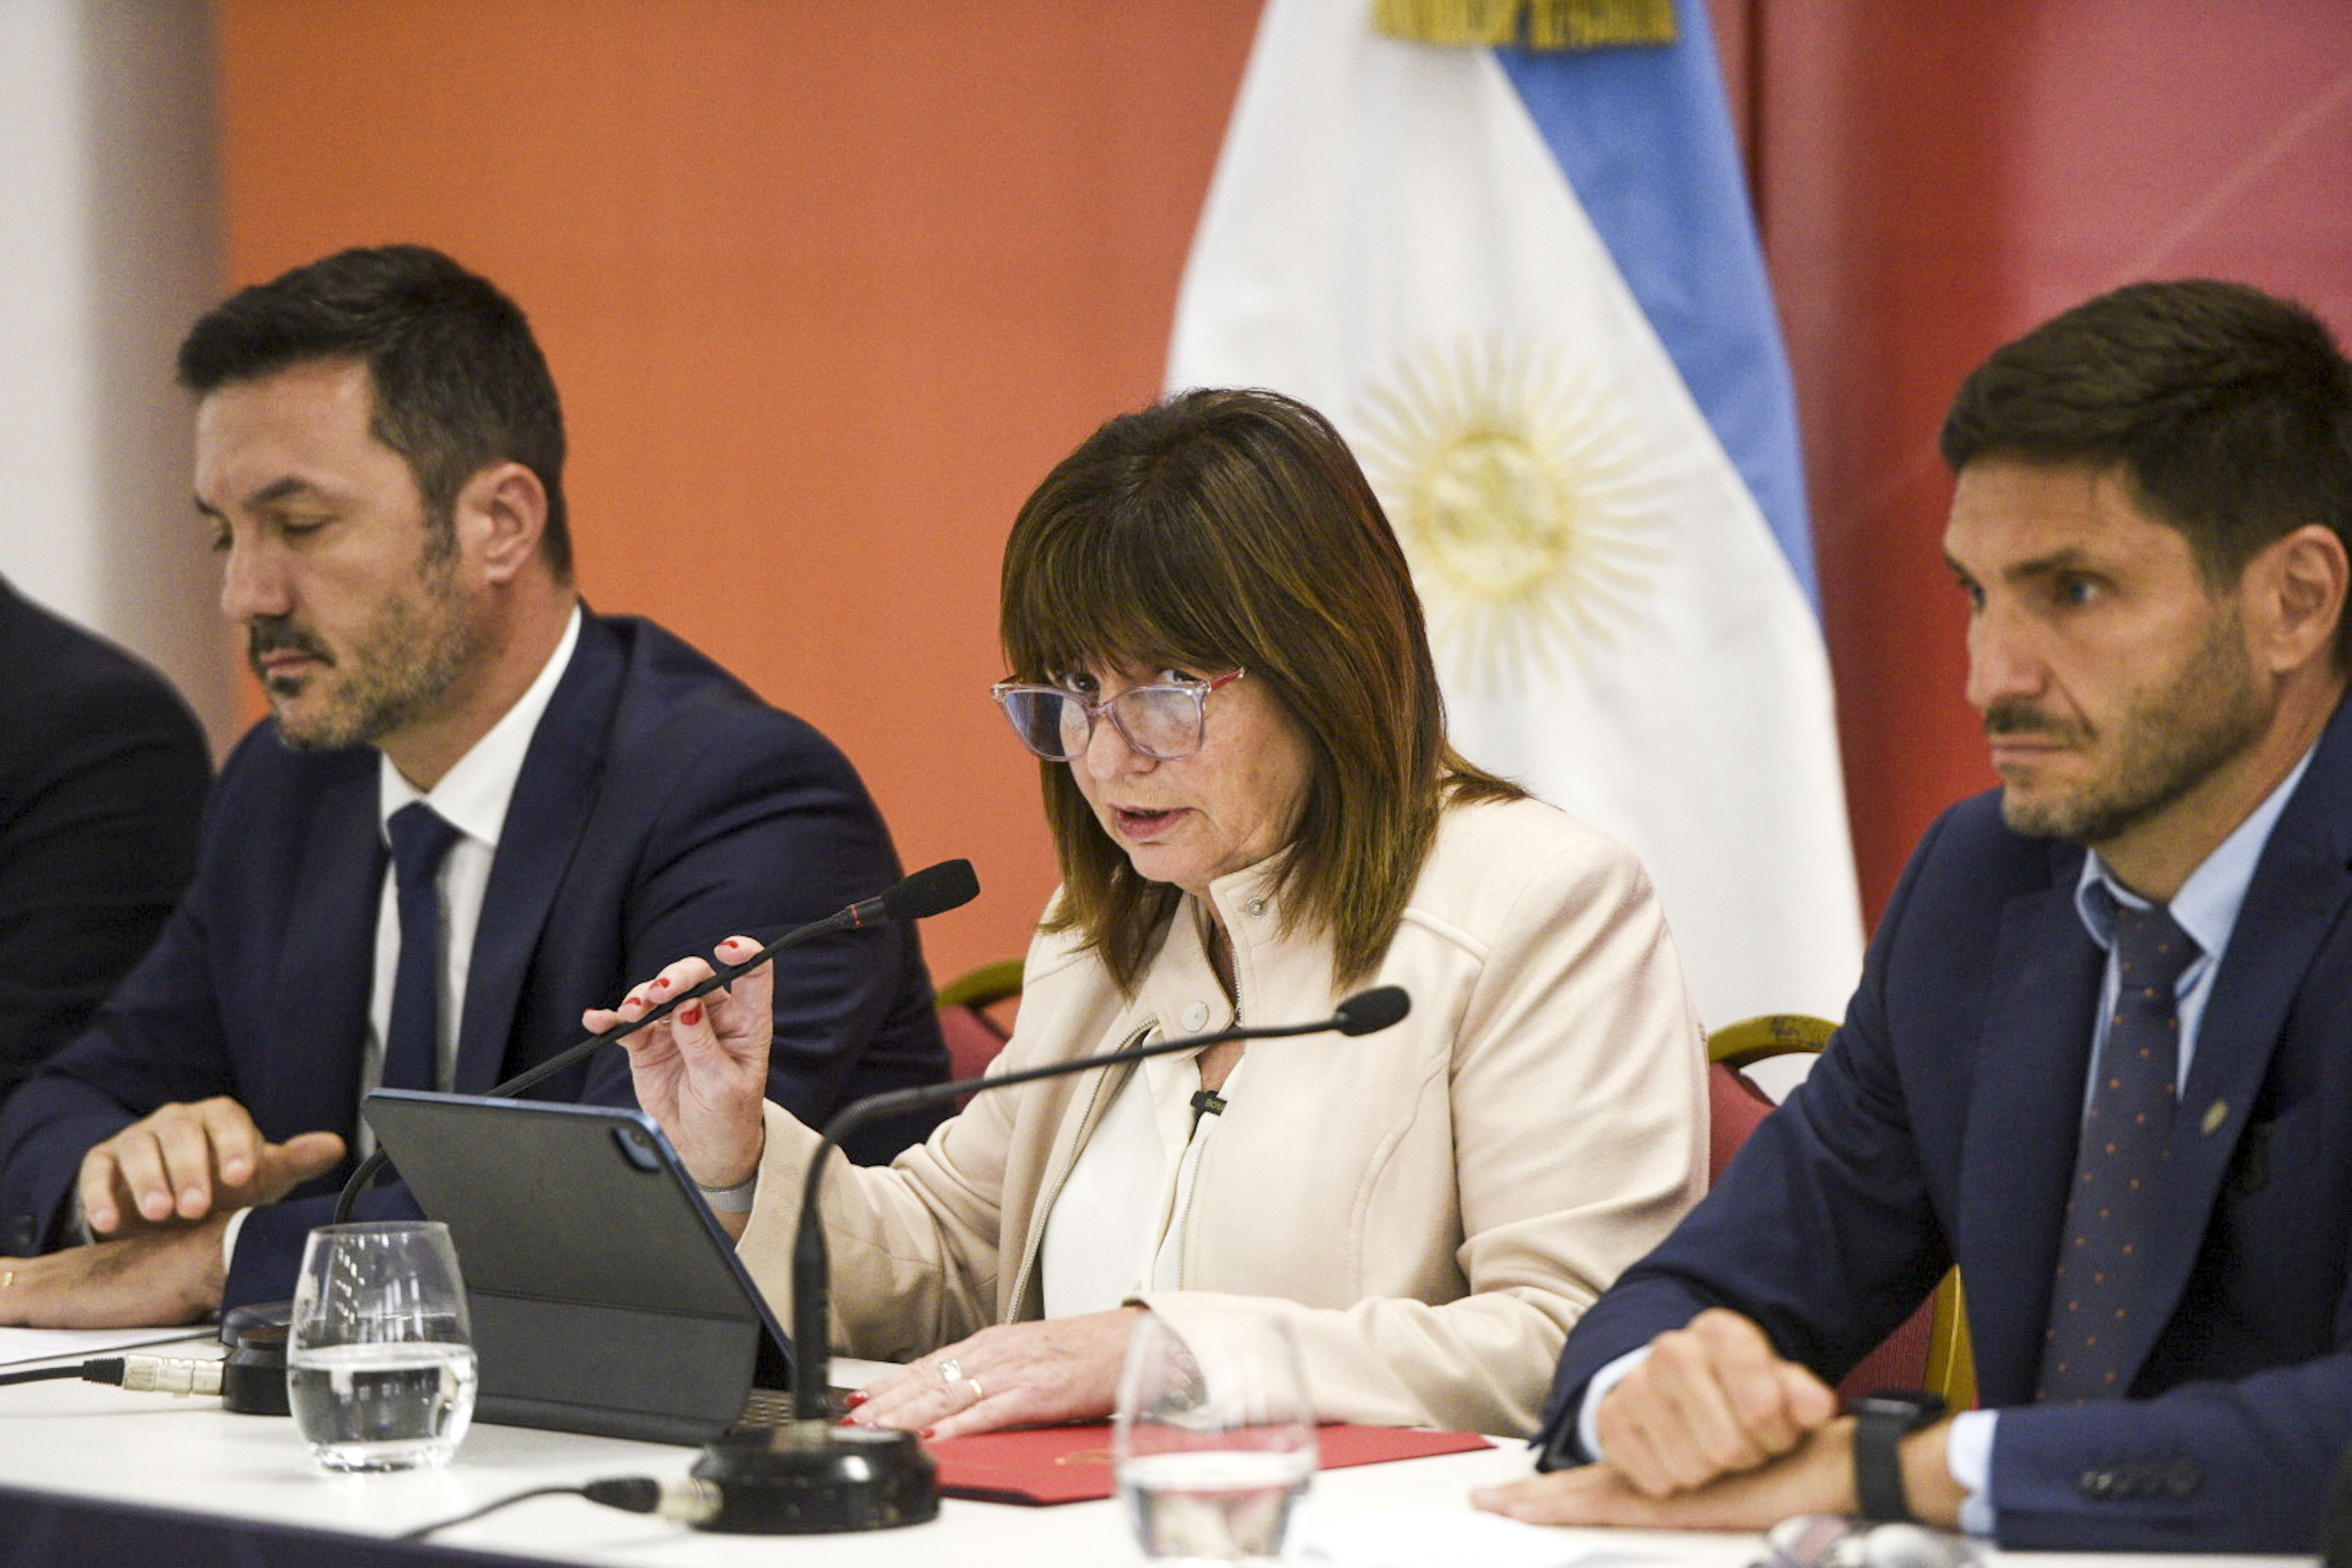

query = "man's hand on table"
1472;1308;1964;1531
1474;1414;1964;1531
1594;1309;1840;1494
0;1105;345;1328
0;1217;233;1328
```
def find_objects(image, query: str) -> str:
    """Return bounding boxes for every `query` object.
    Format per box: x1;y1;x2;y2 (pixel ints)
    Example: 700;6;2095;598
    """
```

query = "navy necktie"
383;803;464;1093
2038;902;2199;1401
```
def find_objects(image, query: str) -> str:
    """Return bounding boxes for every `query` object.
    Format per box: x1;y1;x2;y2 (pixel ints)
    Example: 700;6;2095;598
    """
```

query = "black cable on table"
0;1355;220;1393
400;1476;695;1541
397;1484;594;1541
0;1364;85;1387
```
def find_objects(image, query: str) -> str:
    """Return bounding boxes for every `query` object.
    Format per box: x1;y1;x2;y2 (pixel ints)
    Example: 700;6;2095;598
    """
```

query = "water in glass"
289;1220;477;1472
1115;1310;1318;1565
1123;1446;1316;1563
287;1341;478;1472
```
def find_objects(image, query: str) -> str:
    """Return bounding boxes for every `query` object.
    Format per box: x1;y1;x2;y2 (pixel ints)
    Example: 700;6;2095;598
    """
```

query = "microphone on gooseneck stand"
675;985;1413;1536
329;859;982;1225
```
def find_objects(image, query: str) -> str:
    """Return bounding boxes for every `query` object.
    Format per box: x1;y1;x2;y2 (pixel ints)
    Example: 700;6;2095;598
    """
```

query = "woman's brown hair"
1000;387;1520;993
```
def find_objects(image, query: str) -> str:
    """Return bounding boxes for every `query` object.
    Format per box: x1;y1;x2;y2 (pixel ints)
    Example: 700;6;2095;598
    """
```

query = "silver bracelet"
694;1170;760;1214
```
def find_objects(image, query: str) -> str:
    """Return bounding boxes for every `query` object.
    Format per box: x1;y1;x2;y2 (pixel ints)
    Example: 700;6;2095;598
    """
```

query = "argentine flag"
1167;0;1862;1029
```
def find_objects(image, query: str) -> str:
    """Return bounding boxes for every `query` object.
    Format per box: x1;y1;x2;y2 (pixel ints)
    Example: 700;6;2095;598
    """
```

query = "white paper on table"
1304;1503;1681;1568
0;1326;195;1368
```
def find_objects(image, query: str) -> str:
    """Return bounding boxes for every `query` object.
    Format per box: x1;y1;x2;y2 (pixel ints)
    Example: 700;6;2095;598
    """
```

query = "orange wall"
215;1;1263;984
216;0;2352;980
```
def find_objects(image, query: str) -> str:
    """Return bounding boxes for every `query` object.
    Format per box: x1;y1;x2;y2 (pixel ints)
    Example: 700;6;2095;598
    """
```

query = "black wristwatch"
1852;1390;1947;1523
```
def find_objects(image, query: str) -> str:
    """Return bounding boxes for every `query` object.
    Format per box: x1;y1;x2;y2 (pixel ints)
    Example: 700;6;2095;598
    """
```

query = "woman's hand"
846;1307;1147;1439
581;937;773;1193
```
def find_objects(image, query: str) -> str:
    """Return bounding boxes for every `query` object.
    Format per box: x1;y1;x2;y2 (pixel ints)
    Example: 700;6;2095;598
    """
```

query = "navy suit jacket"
1538;696;2352;1552
0;610;948;1307
0;578;210;1105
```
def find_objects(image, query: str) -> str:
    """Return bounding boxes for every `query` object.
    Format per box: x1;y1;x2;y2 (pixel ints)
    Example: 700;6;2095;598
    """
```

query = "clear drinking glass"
1114;1310;1318;1565
287;1220;478;1472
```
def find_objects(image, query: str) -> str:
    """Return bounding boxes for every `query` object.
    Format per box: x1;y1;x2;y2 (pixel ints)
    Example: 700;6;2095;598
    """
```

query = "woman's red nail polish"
654;977;671;990
679;1003;703;1026
844;1389;869;1408
919;1428;937;1441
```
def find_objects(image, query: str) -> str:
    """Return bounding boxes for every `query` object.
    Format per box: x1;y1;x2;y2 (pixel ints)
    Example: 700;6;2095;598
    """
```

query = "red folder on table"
925;1423;1493;1506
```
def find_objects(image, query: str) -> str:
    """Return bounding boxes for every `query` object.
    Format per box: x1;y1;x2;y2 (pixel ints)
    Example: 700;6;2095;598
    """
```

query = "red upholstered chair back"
1706;1017;1977;1410
1840;1288;1944;1404
939;1003;1011;1084
1707;1060;1775;1182
935;958;1024;1098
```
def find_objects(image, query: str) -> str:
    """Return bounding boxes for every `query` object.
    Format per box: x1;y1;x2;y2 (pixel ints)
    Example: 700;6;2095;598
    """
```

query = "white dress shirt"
220;607;581;1261
362;606;583;1117
1040;1041;1255;1317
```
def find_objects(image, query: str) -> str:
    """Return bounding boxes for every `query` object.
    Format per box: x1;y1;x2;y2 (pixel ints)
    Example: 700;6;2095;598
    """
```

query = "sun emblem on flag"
1355;334;1661;685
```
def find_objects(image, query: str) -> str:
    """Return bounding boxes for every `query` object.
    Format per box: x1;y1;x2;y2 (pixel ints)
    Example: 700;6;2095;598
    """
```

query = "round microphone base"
689;1422;939;1534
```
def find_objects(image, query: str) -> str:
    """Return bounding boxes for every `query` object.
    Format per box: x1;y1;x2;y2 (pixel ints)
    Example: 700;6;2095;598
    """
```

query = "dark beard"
255;557;475;752
1994;617;2264;846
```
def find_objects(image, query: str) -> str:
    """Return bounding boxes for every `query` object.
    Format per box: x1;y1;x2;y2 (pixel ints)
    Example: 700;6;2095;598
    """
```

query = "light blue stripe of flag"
1494;0;1818;609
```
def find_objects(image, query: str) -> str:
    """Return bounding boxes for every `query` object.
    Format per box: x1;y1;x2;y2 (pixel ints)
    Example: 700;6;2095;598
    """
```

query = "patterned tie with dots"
2037;902;2199;1402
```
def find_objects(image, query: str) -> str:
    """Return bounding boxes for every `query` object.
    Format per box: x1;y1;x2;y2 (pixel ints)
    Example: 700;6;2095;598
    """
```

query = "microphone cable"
0;1353;224;1396
333;857;980;1222
396;1484;589;1542
399;1475;714;1541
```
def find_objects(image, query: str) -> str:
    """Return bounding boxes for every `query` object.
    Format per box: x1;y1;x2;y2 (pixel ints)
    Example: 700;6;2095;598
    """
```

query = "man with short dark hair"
1477;280;2352;1552
0;245;948;1324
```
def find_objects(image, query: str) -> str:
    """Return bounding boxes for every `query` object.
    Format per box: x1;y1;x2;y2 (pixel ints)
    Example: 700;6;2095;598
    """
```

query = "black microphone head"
1333;985;1410;1036
879;859;981;923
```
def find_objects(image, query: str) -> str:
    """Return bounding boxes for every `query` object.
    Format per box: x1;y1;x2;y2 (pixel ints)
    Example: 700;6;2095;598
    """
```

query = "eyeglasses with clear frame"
990;670;1247;763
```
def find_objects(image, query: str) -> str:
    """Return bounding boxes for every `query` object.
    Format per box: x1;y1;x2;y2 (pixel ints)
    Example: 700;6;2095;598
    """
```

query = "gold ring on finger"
965;1377;985;1405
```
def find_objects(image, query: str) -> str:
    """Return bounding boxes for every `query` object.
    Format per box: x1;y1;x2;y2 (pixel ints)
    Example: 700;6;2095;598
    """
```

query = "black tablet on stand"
361;1090;795;1445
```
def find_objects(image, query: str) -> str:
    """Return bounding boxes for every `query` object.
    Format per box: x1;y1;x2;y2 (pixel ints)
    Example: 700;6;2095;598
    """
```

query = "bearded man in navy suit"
1478;280;2352;1552
0;246;948;1324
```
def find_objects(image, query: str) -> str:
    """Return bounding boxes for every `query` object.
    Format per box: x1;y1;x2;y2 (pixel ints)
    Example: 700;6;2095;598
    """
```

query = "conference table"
0;1334;2309;1567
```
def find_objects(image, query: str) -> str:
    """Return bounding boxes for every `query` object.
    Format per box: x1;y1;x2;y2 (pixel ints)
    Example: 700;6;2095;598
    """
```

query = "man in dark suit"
1477;280;2352;1552
0;577;211;1106
0;246;947;1324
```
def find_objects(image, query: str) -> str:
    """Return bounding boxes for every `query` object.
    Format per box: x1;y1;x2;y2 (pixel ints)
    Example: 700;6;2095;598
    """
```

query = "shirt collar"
377;606;583;848
2073;741;2318;957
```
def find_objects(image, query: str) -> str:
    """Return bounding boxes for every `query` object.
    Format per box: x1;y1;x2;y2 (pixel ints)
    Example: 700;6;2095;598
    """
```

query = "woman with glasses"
589;388;1707;1439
